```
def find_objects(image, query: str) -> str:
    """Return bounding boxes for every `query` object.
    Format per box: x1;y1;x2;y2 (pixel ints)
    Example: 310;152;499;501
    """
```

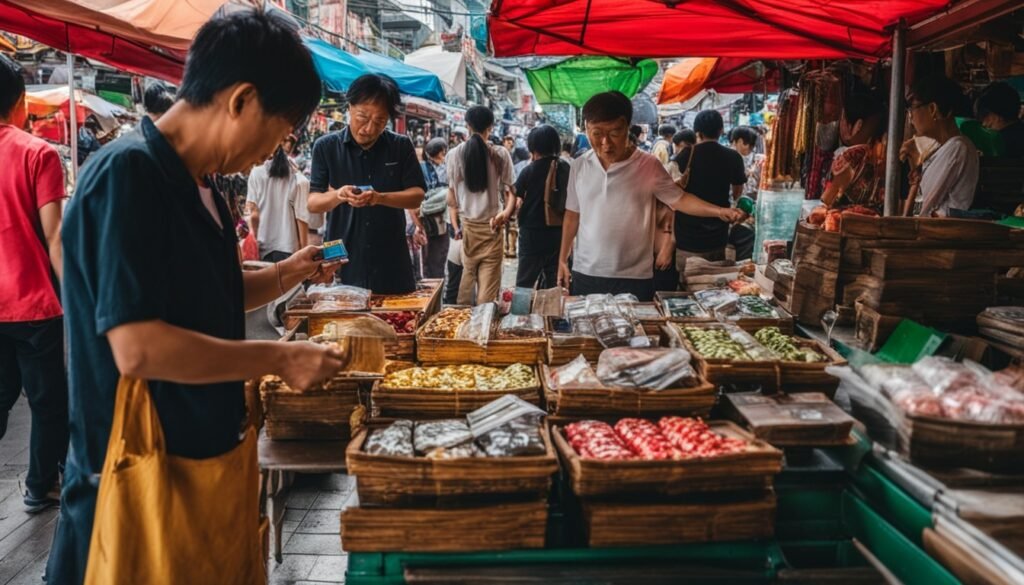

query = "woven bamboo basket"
582;491;776;547
769;337;847;396
552;421;782;497
341;500;547;552
416;312;548;366
260;376;363;440
540;365;717;417
899;415;1024;473
346;422;558;507
546;319;660;366
664;323;782;387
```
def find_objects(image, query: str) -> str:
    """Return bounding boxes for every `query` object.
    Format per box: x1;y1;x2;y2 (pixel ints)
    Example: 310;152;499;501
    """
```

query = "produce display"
754;327;826;363
376;311;420;334
566;417;752;461
565;420;635;460
381;363;537;391
681;327;753;361
863;357;1024;424
420;308;471;339
733;295;781;319
661;297;709;319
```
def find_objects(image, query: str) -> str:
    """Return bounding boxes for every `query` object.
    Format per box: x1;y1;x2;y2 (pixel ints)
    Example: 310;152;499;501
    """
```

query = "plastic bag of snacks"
307;284;371;310
548;355;604;390
497;313;546;339
456;303;495;346
364;420;414;457
596;347;697;389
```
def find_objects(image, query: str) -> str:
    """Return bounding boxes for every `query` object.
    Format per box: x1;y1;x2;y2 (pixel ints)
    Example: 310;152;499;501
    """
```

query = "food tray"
582;491;776;547
552;420;782;497
371;366;543;418
346;422;558;507
341;500;547;552
663;323;781;387
540;364;716;418
416;312;548;366
654;292;716;324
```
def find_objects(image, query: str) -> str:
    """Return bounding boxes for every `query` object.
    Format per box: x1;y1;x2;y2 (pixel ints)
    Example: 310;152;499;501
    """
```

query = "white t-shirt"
246;162;313;257
566;149;683;279
918;136;979;217
445;141;514;222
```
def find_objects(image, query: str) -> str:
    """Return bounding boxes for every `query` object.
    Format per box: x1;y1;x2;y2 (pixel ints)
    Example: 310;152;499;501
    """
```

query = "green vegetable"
682;327;752;361
754;327;826;363
736;296;780;318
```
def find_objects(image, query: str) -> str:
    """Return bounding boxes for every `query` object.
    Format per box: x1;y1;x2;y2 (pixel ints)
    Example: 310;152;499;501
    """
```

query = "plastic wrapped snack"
498;313;546;339
456;302;496;346
585;294;617;317
564;299;588;321
421;308;471;339
424;442;484;459
628;303;663;321
693;288;739;310
532;288;566;317
718;295;780;319
364;420;414;457
413;420;473;454
476;414;546;457
593;313;641;348
306;284;371;310
912;357;988;396
548;355;604;390
596;348;697;389
661;297;709;319
572;318;595;337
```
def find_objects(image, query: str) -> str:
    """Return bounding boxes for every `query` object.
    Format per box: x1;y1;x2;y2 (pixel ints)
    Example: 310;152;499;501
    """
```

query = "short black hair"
582;91;632;125
527;124;561;157
561;140;573;154
424;137;447;159
673;129;696;146
0;54;26;119
975;82;1021;122
629;124;643;138
177;8;321;128
843;91;885;126
658;124;677;139
143;83;174;116
513;145;530;164
347;73;401;119
729;126;758;147
693;110;724;139
909;74;964;118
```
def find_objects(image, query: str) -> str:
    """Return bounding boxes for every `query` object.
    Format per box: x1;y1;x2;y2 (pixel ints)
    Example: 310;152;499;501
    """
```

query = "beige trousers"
458;219;504;305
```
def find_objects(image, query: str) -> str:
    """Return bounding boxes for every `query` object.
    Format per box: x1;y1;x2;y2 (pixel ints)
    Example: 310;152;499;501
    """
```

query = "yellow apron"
85;377;263;585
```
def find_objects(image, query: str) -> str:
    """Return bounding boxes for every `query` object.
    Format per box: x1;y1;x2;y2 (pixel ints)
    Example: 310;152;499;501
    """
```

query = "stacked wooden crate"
840;216;1024;350
777;222;841;326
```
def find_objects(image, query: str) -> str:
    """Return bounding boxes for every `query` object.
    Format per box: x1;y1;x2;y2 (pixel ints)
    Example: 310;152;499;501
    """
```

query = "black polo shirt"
310;128;426;294
52;116;247;583
513;156;565;255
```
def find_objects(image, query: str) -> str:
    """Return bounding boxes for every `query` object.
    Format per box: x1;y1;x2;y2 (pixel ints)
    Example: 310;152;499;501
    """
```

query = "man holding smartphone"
308;75;426;294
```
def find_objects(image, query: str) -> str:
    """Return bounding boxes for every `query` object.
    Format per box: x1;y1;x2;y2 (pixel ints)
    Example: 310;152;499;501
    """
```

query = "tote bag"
84;377;263;585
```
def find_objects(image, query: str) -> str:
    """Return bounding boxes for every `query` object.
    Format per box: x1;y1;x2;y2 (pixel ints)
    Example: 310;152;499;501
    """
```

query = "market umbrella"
658;58;779;105
0;0;241;81
303;37;446;102
0;34;15;52
25;85;127;127
630;94;657;125
524;56;657;107
351;49;447;103
405;45;467;101
489;0;950;59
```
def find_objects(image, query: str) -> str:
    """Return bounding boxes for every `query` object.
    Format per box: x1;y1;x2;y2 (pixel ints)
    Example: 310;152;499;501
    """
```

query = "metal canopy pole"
67;52;78;183
883;22;906;217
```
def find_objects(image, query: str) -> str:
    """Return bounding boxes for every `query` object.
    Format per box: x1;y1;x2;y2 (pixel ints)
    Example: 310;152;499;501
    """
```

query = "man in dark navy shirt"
308;74;426;294
48;11;344;584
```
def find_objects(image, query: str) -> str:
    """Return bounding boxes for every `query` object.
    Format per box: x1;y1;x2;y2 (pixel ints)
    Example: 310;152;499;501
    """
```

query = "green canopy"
525;56;658;107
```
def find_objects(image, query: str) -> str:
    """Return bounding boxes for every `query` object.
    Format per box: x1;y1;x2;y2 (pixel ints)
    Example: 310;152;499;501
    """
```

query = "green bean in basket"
681;327;752;361
754;327;826;363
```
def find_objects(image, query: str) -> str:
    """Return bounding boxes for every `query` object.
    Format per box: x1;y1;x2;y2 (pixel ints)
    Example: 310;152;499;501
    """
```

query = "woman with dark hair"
446;105;515;304
412;137;450;279
900;74;980;216
513;124;567;288
246;143;313;262
820;91;886;212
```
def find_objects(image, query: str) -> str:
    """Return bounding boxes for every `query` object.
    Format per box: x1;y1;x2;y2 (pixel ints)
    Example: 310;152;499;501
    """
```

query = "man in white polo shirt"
557;91;744;301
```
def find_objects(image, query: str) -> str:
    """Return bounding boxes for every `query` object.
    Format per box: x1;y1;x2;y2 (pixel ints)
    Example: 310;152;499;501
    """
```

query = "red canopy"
0;0;232;82
489;0;951;59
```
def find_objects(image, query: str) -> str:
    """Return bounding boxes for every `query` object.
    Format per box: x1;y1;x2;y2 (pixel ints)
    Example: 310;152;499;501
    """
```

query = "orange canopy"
657;58;720;105
658;58;780;105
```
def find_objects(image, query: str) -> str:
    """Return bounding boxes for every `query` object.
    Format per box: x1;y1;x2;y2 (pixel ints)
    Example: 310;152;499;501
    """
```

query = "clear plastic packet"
694;288;739;310
592;313;641;348
532;288;567;317
911;357;988;396
476;414;546;456
456;302;495;346
585;294;617;317
306;284;371;309
498;313;546;339
413;419;473;454
628;303;663;321
613;293;639;304
596;347;697;389
424;442;484;459
364;420;414;456
564;299;588;320
548;355;604;390
718;295;781;319
572;318;595;337
661;297;709;319
467;394;547;437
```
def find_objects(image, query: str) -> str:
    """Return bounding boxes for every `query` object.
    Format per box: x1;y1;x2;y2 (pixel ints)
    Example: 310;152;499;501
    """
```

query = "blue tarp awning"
303;37;446;103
